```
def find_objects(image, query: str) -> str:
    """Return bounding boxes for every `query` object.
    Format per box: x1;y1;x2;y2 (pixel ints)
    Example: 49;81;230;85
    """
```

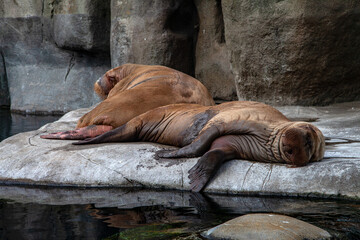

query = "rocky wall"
0;0;111;114
222;0;360;105
1;0;360;113
194;0;236;101
110;0;198;76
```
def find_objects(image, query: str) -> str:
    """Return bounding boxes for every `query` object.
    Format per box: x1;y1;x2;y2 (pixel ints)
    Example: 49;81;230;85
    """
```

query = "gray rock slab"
222;0;360;105
193;0;237;101
202;213;332;240
0;102;359;199
110;0;197;75
0;1;110;113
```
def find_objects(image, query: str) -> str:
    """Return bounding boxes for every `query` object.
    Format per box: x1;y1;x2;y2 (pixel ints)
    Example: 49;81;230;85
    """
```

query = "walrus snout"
94;77;107;99
279;123;324;166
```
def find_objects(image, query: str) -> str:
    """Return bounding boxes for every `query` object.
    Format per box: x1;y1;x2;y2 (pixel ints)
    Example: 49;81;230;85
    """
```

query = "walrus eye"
108;76;116;84
282;145;293;157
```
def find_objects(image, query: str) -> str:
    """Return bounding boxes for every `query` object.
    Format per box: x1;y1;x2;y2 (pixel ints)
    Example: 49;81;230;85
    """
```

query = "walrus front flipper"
188;136;239;192
40;125;113;140
156;127;220;158
188;148;236;192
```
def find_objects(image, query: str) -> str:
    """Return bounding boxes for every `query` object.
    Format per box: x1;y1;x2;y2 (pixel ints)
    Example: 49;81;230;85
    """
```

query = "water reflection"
0;109;11;141
0;186;359;239
0;109;60;142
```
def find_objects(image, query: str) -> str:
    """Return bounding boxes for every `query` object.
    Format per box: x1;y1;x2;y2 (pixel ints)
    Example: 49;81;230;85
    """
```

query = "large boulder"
0;101;359;199
193;0;236;101
0;0;110;113
222;0;360;105
53;0;110;52
110;0;198;75
203;214;331;240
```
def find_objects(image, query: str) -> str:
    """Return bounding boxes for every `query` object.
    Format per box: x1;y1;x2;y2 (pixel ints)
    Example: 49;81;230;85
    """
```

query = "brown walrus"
41;64;214;139
72;101;325;192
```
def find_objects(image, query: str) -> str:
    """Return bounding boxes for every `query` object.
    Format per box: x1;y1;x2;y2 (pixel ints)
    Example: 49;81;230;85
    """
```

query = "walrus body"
73;101;325;192
41;64;214;139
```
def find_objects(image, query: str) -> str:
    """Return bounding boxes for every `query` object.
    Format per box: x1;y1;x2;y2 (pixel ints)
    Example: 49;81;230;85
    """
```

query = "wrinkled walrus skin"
41;64;214;140
73;101;325;192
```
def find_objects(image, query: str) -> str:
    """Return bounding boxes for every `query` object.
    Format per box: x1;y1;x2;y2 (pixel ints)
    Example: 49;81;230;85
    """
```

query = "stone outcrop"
203;214;331;240
0;102;359;199
194;0;236;101
222;0;360;105
0;0;110;114
110;0;198;76
53;0;111;52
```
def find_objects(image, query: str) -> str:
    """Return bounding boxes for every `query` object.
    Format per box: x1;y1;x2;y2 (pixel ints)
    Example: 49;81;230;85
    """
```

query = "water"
0;109;60;142
0;110;359;239
0;187;359;239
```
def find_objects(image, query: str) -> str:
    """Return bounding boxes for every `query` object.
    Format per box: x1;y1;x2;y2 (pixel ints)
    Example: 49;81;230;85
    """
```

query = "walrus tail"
40;125;114;140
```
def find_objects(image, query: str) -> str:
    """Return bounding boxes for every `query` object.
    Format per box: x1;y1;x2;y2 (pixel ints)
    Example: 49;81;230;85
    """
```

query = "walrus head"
278;122;325;166
94;68;120;99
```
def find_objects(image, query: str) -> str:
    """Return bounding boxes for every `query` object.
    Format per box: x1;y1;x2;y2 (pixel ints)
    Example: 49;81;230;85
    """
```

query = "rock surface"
2;0;360;112
193;0;236;101
0;0;110;113
110;0;198;76
222;0;360;105
0;101;359;199
203;214;332;240
53;0;111;52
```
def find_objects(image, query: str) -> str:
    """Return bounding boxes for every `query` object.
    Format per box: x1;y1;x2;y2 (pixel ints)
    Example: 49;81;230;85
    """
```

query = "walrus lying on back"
73;101;325;192
41;64;214;140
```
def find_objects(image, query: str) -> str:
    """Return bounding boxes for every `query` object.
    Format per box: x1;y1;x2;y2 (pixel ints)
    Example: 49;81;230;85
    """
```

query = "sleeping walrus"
72;101;325;192
41;64;214;139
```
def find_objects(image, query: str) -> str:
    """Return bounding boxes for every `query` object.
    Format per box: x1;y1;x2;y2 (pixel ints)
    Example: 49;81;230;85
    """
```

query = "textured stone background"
1;0;360;112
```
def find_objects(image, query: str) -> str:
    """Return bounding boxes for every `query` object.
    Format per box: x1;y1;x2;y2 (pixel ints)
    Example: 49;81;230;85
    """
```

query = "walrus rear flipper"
40;125;113;140
73;122;141;145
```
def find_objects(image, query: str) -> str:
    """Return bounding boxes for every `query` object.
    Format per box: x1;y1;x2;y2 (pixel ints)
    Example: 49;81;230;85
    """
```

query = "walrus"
72;101;325;192
41;64;214;140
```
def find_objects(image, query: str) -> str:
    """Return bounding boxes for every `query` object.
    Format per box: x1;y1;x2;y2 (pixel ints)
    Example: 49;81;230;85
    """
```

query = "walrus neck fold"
267;122;294;163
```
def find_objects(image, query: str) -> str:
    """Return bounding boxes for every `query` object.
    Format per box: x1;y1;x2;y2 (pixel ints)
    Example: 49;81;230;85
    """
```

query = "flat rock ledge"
0;102;359;199
203;213;332;240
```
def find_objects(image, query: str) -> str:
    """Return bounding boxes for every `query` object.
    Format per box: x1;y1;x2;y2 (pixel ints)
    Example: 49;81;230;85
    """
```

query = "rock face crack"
261;164;273;191
241;162;254;190
180;164;184;188
76;152;144;187
28;132;42;146
41;0;45;42
64;54;75;82
3;21;24;37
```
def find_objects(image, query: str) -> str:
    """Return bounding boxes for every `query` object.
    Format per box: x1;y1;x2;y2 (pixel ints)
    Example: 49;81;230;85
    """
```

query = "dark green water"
0;187;359;240
0;110;359;239
0;109;60;142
